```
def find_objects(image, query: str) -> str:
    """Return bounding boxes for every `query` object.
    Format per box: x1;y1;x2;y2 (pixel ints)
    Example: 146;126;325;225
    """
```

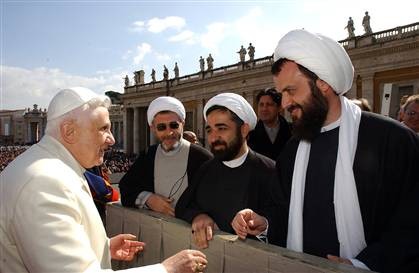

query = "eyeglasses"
406;111;418;117
156;121;180;131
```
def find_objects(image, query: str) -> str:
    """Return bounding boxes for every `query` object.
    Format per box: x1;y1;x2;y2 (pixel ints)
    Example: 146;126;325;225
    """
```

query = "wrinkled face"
206;109;244;161
152;112;184;151
273;61;328;141
257;95;280;124
404;102;419;133
76;107;115;168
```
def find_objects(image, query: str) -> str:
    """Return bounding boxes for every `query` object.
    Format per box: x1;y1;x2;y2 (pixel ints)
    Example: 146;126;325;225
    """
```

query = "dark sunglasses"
156;121;180;131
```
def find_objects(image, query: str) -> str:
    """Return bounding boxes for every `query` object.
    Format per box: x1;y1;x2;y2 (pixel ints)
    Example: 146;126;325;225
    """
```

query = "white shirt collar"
321;117;341;133
222;146;249;168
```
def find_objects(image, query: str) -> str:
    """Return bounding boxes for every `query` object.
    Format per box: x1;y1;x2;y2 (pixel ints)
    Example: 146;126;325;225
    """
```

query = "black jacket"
267;112;419;272
119;143;213;207
248;115;291;161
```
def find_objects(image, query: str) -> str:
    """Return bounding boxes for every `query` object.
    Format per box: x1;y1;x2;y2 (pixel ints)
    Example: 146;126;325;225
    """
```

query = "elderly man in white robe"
231;30;419;272
0;87;207;273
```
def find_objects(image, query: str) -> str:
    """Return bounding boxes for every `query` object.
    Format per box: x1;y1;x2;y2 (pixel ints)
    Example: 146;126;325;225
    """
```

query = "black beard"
210;128;244;161
291;85;329;141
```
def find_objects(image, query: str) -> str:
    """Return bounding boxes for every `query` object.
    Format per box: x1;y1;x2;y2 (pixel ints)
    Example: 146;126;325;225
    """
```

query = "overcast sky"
1;0;418;110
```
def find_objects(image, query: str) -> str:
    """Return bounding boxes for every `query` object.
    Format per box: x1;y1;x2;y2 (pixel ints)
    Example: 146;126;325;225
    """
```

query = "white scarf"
287;96;366;258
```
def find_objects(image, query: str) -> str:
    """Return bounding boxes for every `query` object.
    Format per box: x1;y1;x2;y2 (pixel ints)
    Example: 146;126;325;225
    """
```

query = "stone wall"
106;204;374;273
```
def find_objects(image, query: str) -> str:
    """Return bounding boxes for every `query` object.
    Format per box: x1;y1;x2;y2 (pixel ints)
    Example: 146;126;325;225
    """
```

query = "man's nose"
207;131;217;143
281;93;292;110
107;132;115;146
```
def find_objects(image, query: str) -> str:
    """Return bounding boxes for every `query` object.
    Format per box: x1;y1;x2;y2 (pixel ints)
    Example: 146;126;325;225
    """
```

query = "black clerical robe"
267;111;419;272
119;143;213;208
176;150;276;234
248;116;292;161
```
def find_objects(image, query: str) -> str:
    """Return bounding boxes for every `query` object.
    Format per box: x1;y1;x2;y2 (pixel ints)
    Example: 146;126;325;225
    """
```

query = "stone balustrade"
106;204;374;273
339;21;419;48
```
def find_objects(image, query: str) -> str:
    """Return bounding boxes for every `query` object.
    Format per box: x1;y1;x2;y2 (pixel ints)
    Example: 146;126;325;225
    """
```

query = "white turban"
203;93;257;130
147;96;186;125
274;29;354;95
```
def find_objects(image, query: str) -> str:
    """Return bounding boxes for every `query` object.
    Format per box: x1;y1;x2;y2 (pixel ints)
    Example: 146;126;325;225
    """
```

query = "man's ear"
241;123;251;139
60;120;77;144
316;79;332;95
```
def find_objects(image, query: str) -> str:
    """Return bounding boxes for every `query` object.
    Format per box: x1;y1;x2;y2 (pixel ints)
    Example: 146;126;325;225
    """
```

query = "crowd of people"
0;146;29;172
103;149;136;173
0;146;135;174
1;28;418;273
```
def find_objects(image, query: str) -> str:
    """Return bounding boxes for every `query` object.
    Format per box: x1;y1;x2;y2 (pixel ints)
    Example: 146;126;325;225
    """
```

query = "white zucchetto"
47;87;110;121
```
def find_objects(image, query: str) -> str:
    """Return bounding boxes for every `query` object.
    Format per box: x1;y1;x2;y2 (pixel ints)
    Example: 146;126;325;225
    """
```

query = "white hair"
45;97;111;139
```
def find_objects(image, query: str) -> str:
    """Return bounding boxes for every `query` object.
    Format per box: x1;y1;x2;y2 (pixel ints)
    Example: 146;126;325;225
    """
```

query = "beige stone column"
123;107;133;154
244;92;254;107
196;99;204;142
133;107;140;155
119;121;124;149
361;72;375;109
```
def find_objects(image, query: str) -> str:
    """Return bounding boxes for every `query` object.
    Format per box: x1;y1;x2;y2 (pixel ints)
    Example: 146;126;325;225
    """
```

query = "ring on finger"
193;262;206;272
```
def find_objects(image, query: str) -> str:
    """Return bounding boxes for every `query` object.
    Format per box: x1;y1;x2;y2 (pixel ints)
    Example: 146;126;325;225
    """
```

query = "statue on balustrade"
362;11;373;34
345;17;355;38
247;43;255;61
174;62;179;78
163;65;169;80
199;56;205;72
124;75;129;87
206;54;214;71
237;45;247;62
151;69;156;82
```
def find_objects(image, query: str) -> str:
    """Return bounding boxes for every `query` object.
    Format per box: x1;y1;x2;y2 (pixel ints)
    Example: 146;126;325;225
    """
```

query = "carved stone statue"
163;65;169;80
151;69;156;82
124;75;129;87
199;56;205;72
237;45;247;62
174;62;179;78
345;17;355;38
134;70;144;85
362;11;372;34
206;54;214;71
247;43;255;61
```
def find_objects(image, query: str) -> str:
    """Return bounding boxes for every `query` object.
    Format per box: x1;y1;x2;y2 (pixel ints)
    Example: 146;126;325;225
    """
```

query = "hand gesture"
110;234;145;261
146;193;175;216
162;249;208;273
191;213;216;249
231;209;268;239
327;255;353;265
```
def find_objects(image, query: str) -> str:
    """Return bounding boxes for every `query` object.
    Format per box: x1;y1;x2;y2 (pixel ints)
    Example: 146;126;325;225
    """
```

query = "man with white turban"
231;29;419;272
119;96;212;216
176;93;277;249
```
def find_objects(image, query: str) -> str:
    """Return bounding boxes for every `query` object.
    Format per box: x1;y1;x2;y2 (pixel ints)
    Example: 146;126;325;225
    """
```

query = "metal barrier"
106;204;373;273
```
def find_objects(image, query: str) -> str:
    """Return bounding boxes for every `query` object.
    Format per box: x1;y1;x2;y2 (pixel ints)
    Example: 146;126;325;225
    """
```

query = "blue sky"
1;0;418;110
